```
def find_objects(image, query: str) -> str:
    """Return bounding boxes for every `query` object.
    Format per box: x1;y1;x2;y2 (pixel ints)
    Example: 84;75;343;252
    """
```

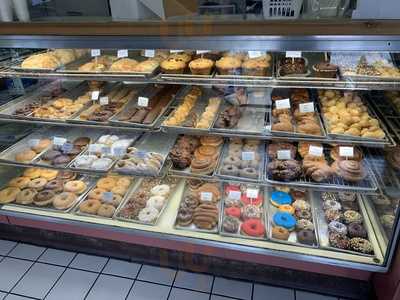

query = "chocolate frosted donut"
52;155;72;166
348;222;367;238
297;229;316;245
42;150;61;161
268;159;301;181
223;216;240;233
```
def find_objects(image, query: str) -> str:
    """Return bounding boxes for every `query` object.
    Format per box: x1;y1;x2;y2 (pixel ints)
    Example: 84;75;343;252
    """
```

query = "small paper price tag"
264;125;272;132
277;150;291;160
242;151;255;161
101;146;111;155
200;192;213;202
196;50;210;54
102;192;114;203
339;146;354;157
112;147;126;157
248;51;263;58
28;139;40;148
246;189;259;199
286;51;302;58
53;137;67;146
91;49;101;57
170;49;184;53
91;91;100;100
138;96;149;107
228;190;241;201
309;145;323;157
117;49;128;58
99;96;109;106
61;143;73;153
275;98;291;109
299;102;315;113
144;49;155;57
88;144;103;153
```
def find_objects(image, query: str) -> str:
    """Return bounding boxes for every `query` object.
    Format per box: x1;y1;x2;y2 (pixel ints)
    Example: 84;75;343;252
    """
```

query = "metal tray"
215;141;265;183
266;188;319;248
174;180;222;234
218;183;267;240
113;132;176;177
73;175;138;219
115;176;181;225
160;69;216;80
3;173;96;213
313;191;378;258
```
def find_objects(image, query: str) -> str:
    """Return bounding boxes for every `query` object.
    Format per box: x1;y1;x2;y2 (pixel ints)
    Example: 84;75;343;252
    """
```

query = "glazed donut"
225;206;241;218
44;180;64;193
31;139;51;153
0;187;20;204
223;155;241;167
239;167;258;179
40;169;59;181
53;192;77;210
97;204;116;218
15;149;36;163
97;177;116;190
15;188;37;205
23;168;42;179
28;178;48;190
64;180;87;194
111;185;128;196
79;199;101;215
33;190;55;206
8;176;31;189
110;194;123;207
221;164;239;176
146;196;165;211
150;184;170;197
241;219;265;237
116;177;131;188
278;204;295;215
272;226;290;240
88;188;107;200
273;212;296;231
138;207;159;223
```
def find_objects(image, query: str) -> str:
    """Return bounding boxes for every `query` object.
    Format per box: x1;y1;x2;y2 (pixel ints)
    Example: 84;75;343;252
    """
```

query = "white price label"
112;147;126;157
99;96;109;106
170;49;184;53
339;146;354;157
53;137;67;146
265;125;272;132
91;49;101;57
242;151;255;161
275;98;291;109
101;146;111;155
200;192;213;202
28;139;40;148
117;49;128;58
102;192;114;203
91;91;100;100
309;145;323;157
88;144;103;153
228;190;241;201
299;102;315;113
246;189;259;199
144;49;155;57
62;143;73;153
248;51;263;58
286;51;302;58
277;150;292;160
196;50;210;54
138;96;149;107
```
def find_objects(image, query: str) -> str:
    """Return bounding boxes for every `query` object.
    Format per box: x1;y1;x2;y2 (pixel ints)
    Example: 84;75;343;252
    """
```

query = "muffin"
313;62;338;78
242;57;270;76
189;58;214;75
222;51;247;61
216;56;242;75
168;52;192;64
161;58;186;74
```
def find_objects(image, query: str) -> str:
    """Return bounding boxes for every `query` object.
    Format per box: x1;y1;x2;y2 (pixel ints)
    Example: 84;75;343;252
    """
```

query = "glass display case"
0;21;399;275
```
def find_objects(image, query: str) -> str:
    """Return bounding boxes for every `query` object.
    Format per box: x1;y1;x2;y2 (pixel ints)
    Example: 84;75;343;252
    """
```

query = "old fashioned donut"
40;169;59;181
15;188;37;205
0;187;20;204
97;204;116;218
64;180;87;194
33;190;55;206
23;168;42;179
241;219;265;237
88;188;107;200
53;192;77;210
28;178;48;190
97;177;116;190
8;176;31;189
79;199;101;215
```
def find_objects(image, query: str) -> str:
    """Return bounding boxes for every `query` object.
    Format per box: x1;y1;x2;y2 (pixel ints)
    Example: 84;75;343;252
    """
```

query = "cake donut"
241;219;265;237
225;206;241;218
323;199;341;211
33;190;55;206
241;205;261;220
146;196;165;211
64;180;87;194
348;222;367;238
296;219;314;231
273;212;296;231
292;200;311;211
297;230;316;245
97;204;116;218
28;178;48;190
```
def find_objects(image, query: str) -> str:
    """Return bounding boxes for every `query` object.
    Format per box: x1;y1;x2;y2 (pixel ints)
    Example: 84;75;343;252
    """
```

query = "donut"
292;200;311;211
223;155;241;167
8;176;31;189
97;177;116;190
79;199;101;215
177;206;193;226
28;178;48;190
44;180;64;193
42;150;61;161
146;196;165;211
343;210;362;224
73;137;91;148
290;189;307;201
225;206;241;218
329;232;349;249
33;190;55;206
57;170;77;181
15;188;37;205
324;209;343;222
241;219;265;237
40;169;59;181
328;221;347;235
241;204;262;220
278;204;295;215
109;185;126;196
31;138;51;153
53;155;72;166
272;226;290;240
64;180;87;194
53;192;77;210
241;193;263;206
138;207;159;223
273;212;296;231
88;188;107;200
92;158;113;170
295;209;312;220
15;149;36;163
222;216;240;233
270;191;292;207
23;168;41;179
348;222;367;238
239;167;258;179
116;177;131;188
297;230;316;245
221;164;239;176
97;204;116;218
349;237;373;254
150;184;170;197
323;200;341;211
338;192;356;202
0;187;20;204
296;219;314;231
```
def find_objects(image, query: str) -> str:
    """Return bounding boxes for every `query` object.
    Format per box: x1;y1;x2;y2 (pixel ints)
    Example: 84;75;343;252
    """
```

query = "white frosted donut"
74;155;97;168
150;184;170;197
146;195;165;211
92;158;113;170
138;207;159;223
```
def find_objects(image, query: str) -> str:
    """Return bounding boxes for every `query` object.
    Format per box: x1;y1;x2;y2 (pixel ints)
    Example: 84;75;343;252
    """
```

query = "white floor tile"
0;258;33;292
8;244;45;261
168;288;209;300
102;259;141;279
296;291;338;300
69;253;108;272
174;271;213;293
253;284;295;300
0;240;17;256
137;265;176;285
38;249;75;267
213;277;252;300
127;281;170;300
85;274;133;300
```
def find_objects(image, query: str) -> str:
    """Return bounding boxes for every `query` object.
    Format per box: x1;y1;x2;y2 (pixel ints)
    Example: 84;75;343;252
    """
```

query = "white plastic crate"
263;0;303;19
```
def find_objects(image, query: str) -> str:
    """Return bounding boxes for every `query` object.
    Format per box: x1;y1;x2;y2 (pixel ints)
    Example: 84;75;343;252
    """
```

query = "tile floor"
0;239;350;300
